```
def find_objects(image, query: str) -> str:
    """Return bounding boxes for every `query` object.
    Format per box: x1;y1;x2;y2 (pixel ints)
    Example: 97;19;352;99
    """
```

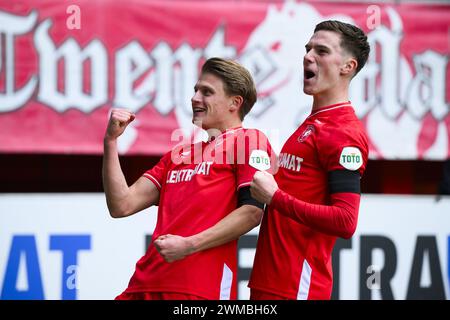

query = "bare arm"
103;109;160;218
154;204;263;262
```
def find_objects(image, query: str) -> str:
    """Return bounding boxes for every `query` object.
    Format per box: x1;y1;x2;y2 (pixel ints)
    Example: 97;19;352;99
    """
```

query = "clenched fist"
250;170;279;205
105;108;135;141
154;234;195;263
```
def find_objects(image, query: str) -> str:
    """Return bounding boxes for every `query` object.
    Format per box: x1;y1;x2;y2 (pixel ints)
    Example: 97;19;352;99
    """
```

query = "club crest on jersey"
249;150;271;171
339;147;363;171
297;125;315;143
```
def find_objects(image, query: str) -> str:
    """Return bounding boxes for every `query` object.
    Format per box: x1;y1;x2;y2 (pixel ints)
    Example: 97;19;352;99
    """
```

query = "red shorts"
250;289;289;300
115;291;206;300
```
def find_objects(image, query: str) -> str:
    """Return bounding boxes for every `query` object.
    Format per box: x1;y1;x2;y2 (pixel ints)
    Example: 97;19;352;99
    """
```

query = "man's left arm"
154;200;262;263
154;129;274;262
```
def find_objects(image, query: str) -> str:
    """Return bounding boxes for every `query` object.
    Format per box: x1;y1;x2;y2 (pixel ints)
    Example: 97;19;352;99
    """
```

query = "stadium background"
0;0;449;300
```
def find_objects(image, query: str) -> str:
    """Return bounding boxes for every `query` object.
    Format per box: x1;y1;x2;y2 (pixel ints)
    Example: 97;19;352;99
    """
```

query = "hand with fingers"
105;108;136;141
153;234;195;263
250;171;279;205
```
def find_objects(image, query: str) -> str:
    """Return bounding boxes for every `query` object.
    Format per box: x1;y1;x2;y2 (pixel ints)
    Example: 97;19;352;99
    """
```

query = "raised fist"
105;108;135;140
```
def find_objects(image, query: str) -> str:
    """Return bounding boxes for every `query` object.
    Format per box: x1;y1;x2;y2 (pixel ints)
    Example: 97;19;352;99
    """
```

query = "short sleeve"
316;123;369;176
142;151;172;190
234;129;277;190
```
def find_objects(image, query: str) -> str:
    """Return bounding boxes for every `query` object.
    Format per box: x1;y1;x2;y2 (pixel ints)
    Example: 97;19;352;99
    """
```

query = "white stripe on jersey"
297;259;312;300
237;181;252;190
219;263;233;300
143;173;161;189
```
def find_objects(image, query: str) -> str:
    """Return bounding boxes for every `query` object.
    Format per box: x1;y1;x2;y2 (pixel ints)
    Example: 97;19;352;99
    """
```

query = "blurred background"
1;0;449;300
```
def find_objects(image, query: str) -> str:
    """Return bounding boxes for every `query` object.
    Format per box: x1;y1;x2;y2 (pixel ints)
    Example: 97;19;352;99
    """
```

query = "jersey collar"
308;101;352;118
207;126;243;143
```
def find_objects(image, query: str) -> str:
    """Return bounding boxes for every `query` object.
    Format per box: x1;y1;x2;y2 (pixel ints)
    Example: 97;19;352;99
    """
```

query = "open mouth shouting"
304;69;316;82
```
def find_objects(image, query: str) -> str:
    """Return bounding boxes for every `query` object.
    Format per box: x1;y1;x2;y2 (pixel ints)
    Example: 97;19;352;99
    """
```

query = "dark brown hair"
315;20;370;76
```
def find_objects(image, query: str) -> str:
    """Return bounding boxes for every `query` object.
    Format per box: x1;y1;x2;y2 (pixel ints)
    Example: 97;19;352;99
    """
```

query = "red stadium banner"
0;0;449;159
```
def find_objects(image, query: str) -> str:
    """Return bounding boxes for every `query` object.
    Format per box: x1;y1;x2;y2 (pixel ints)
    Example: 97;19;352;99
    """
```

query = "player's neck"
206;119;242;139
311;88;349;112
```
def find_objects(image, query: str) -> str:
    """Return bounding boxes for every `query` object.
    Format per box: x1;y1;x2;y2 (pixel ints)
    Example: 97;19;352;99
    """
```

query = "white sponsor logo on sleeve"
339;147;363;171
249;150;271;171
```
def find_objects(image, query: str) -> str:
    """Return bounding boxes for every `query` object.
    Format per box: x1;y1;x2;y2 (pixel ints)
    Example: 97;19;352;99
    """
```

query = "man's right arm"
251;170;360;239
102;109;160;218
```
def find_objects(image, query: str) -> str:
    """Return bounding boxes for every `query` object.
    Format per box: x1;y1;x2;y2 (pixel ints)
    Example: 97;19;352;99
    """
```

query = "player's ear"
341;57;357;76
229;95;243;112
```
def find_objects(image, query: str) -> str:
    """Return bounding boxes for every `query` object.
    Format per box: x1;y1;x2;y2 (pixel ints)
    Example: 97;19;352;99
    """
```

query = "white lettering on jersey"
339;147;363;171
166;161;213;184
249;150;271;171
278;153;303;172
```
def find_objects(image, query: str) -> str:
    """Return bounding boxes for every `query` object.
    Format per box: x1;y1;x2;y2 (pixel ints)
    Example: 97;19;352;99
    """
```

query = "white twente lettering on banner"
0;10;38;111
35;19;108;112
0;2;448;158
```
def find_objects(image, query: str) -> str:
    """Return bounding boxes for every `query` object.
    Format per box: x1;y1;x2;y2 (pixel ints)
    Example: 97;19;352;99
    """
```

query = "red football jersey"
123;127;274;300
249;102;369;300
